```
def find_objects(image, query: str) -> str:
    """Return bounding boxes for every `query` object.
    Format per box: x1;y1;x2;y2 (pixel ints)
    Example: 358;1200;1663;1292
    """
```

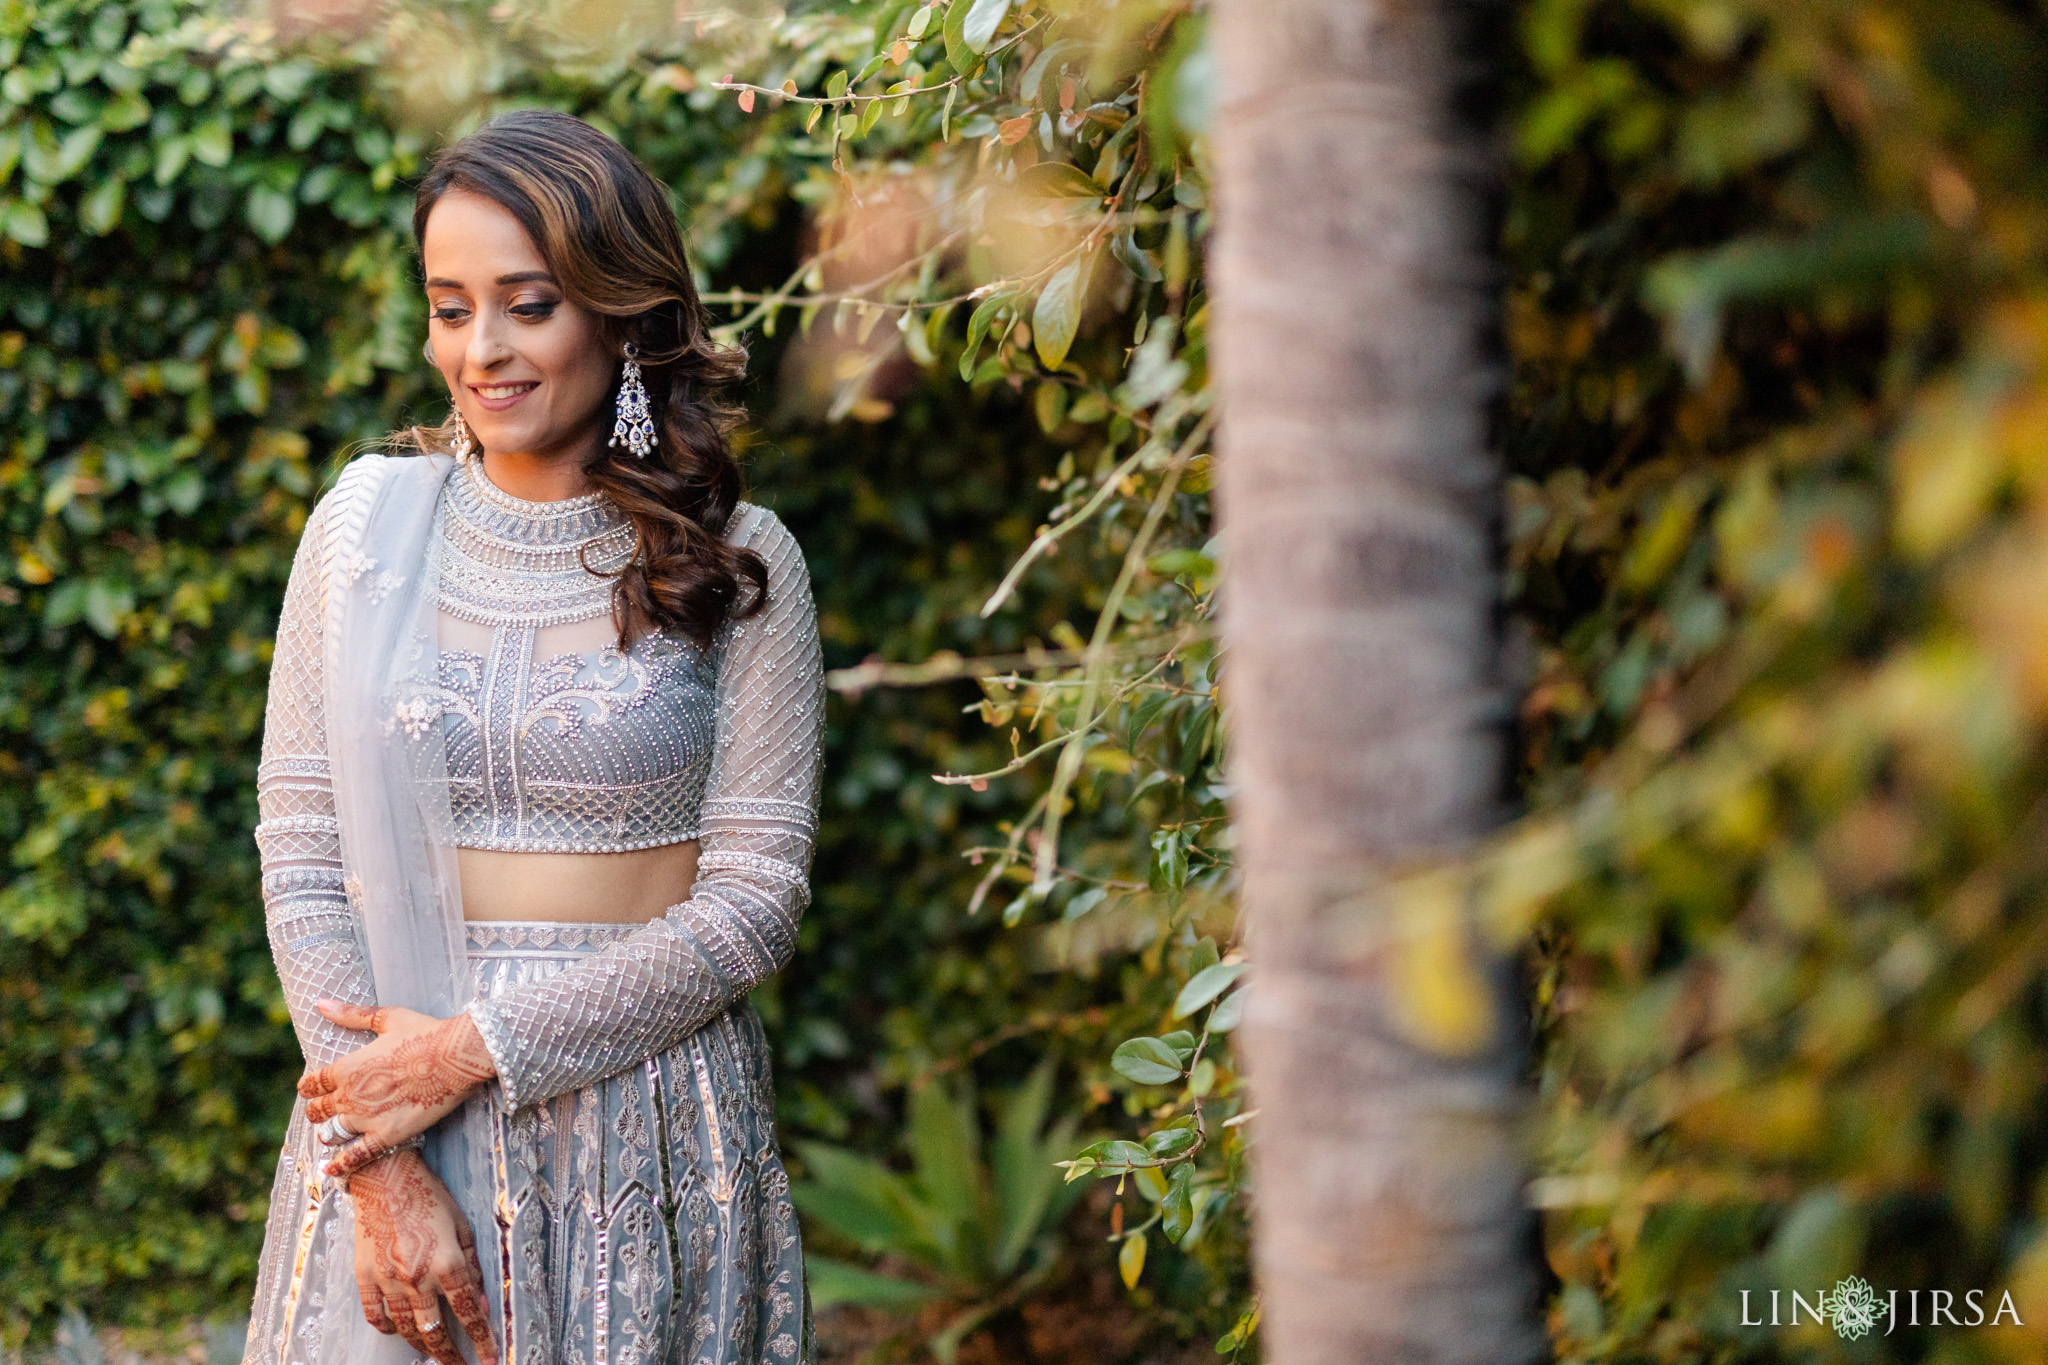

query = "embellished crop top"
416;462;720;852
253;456;826;1109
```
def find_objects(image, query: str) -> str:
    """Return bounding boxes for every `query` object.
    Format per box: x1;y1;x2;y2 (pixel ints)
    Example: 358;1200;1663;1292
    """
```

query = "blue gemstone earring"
608;343;656;459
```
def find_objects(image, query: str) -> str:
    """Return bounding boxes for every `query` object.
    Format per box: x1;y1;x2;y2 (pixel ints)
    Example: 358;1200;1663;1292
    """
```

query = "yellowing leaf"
1386;872;1496;1057
1893;383;2000;559
1118;1230;1147;1289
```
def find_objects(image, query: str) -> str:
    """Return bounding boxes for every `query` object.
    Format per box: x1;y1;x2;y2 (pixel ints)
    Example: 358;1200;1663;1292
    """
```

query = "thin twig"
1030;413;1213;892
709;14;1050;106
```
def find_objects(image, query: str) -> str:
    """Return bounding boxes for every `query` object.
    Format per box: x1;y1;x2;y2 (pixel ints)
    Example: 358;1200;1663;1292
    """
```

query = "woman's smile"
470;380;538;410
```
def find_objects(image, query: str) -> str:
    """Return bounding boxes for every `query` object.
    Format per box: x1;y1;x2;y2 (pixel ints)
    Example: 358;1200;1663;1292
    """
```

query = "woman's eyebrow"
423;271;556;288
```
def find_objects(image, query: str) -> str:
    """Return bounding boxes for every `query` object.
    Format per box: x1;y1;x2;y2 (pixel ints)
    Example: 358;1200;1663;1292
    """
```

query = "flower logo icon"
1826;1276;1883;1340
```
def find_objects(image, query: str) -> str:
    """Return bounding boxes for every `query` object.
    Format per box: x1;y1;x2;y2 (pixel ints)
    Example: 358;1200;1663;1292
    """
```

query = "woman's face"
421;190;614;465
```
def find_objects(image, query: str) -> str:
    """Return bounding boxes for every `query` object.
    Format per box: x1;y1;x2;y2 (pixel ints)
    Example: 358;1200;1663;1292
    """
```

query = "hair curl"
401;109;765;649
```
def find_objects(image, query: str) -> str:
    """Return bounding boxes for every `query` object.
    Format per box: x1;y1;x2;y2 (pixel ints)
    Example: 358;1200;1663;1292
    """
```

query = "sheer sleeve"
466;508;826;1109
255;498;379;1070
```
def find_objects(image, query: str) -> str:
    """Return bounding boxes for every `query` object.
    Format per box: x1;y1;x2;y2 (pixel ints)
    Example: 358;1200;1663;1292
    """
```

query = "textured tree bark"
1209;1;1533;1362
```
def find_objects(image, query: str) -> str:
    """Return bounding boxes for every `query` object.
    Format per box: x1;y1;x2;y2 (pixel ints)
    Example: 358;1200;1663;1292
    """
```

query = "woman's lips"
470;381;538;412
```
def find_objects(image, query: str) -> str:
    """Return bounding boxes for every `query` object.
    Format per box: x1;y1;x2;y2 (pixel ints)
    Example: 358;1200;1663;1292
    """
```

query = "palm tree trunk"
1209;0;1533;1361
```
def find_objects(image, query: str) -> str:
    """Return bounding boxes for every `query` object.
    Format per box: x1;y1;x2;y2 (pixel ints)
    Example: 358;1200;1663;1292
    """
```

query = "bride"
241;109;824;1365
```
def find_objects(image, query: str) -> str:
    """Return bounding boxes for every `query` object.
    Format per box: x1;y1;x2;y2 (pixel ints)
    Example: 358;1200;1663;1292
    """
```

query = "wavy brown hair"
402;109;765;648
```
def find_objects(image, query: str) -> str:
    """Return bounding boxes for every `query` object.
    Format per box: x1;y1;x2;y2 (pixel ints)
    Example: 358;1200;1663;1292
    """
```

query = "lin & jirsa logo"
1742;1277;2024;1339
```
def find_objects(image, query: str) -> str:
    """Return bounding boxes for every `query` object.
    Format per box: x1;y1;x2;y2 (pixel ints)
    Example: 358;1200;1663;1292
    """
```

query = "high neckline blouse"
435;459;638;628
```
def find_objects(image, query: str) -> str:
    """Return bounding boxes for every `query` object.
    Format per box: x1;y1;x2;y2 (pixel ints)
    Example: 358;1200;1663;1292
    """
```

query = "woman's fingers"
410;1296;466;1365
296;1065;334;1101
384;1292;435;1360
357;1276;397;1334
441;1259;499;1365
318;1000;388;1033
324;1132;390;1179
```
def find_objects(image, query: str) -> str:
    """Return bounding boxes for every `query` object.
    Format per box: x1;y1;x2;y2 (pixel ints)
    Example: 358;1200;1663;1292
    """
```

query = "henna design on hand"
297;1005;497;1177
349;1149;500;1365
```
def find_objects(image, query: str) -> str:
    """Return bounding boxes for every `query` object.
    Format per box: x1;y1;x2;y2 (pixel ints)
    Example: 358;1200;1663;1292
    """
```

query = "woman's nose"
466;312;516;372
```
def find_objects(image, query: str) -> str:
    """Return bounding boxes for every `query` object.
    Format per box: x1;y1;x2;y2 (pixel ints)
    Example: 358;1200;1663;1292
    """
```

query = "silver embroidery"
247;455;823;1365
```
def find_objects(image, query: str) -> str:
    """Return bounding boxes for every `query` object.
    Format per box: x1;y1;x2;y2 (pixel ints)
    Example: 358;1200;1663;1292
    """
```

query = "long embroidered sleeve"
253;499;379;1070
463;507;826;1109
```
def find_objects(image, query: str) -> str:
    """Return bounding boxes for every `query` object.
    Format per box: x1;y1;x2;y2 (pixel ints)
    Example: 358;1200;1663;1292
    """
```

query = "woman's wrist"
445;1010;497;1084
335;1132;426;1192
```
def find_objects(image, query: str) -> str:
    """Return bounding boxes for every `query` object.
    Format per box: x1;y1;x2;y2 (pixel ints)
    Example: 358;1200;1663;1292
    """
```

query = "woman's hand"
348;1145;499;1365
299;1001;496;1179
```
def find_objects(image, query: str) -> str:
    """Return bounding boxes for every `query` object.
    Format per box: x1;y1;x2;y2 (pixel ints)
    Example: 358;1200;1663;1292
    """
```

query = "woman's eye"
432;308;468;323
511;302;558;321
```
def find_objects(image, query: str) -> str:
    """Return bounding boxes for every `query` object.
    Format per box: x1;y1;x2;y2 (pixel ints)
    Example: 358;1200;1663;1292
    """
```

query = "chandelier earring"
608;343;656;460
425;336;477;464
449;406;476;464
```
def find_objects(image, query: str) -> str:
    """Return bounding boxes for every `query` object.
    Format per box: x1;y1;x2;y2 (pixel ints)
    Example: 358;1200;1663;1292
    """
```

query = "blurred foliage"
1471;0;2048;1358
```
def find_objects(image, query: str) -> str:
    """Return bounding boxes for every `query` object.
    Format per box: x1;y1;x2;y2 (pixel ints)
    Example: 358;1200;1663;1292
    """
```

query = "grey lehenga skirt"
245;921;811;1365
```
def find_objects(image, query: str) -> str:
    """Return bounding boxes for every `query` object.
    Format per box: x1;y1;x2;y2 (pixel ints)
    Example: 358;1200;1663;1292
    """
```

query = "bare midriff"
458;840;701;923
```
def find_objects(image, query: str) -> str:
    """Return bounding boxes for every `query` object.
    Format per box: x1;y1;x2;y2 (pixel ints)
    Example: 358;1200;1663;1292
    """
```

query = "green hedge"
0;0;1157;1336
0;1;427;1325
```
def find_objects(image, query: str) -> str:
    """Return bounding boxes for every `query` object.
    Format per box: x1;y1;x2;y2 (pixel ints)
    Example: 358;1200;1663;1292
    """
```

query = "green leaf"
1017;162;1103;199
857;96;887;138
792;1142;926;1252
907;1078;981;1234
3;199;48;248
1032;255;1089;370
942;0;976;81
190;118;233;168
245;186;295;244
83;579;133;638
1111;1036;1184;1086
1144;1122;1197;1159
261;61;317;102
98;90;150;133
1144;16;1211;158
966;291;1011;352
1161;1163;1196;1243
803;1255;942;1311
1112;229;1163;282
50;124;101;182
1208;987;1246;1033
961;0;1011;54
906;3;934;41
1173;962;1247;1018
1160;1030;1197;1063
79;176;124;236
154;135;190;186
990;1062;1077;1276
826;69;850;99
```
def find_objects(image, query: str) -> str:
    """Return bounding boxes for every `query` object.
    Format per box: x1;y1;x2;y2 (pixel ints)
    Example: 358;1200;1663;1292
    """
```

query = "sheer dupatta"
313;451;497;1362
